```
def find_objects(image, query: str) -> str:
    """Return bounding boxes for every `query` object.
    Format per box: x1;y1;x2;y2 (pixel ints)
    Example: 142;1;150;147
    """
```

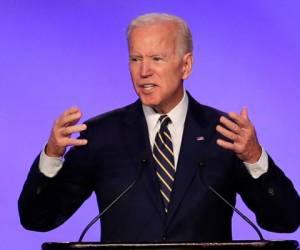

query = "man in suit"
19;13;300;242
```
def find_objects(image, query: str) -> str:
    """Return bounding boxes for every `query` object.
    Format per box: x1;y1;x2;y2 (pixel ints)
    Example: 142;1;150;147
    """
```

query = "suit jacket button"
162;236;167;241
199;162;205;167
267;187;275;196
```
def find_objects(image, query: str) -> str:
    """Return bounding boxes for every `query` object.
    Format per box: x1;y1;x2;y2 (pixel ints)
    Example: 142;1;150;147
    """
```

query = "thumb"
240;106;249;120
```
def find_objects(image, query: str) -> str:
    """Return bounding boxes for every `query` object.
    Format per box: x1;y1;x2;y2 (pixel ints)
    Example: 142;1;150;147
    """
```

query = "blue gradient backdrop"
0;1;299;249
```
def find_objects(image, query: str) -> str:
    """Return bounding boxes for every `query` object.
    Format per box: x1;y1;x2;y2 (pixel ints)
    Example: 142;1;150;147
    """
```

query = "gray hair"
127;13;193;56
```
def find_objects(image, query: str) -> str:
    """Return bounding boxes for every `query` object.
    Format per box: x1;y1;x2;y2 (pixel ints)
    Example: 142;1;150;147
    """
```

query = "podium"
42;241;299;250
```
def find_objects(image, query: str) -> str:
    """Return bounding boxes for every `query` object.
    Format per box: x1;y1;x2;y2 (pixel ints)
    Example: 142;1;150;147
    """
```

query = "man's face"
129;22;192;113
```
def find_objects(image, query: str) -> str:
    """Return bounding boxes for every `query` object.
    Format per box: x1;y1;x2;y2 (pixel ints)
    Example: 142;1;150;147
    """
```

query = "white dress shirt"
142;90;189;169
39;91;268;179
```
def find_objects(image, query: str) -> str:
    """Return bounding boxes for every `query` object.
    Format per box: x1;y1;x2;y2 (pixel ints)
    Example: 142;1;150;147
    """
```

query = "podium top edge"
42;240;299;248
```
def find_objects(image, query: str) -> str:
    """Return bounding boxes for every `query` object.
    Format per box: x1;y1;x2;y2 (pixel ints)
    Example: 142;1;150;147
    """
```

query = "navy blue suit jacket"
19;94;300;242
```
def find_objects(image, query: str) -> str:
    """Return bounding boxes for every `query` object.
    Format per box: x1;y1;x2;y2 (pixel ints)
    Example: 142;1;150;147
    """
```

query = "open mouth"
140;83;157;90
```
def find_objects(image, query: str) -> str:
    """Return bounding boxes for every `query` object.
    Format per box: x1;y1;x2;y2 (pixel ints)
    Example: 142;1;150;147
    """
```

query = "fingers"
240;106;248;120
219;107;250;135
61;124;87;136
216;123;244;154
60;137;88;147
217;110;249;145
46;107;88;157
216;108;261;163
56;107;82;127
216;138;239;152
219;116;242;134
216;124;241;142
227;112;249;128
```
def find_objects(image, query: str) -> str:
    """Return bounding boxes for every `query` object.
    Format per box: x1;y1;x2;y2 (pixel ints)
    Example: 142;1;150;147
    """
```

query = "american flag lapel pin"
196;136;205;141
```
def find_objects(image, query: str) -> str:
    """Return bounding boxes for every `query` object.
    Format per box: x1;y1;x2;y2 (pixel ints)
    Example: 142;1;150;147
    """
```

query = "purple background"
0;1;299;249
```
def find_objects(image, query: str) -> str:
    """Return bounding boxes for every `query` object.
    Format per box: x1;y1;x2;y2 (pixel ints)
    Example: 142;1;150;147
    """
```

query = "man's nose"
140;61;153;78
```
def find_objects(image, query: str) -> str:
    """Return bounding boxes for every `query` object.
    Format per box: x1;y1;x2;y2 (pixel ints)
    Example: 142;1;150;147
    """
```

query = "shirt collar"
142;90;189;132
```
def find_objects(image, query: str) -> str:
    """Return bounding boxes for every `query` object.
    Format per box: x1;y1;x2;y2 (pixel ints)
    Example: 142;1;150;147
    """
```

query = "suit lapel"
122;100;165;217
165;95;215;228
121;95;218;223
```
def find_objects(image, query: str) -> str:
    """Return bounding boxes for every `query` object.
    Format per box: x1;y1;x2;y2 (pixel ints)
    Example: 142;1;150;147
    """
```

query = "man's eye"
130;56;142;62
152;56;162;61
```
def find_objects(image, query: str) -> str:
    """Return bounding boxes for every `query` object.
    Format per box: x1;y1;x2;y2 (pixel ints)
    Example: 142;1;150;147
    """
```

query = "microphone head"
198;149;216;168
198;151;208;168
198;161;205;168
138;150;148;164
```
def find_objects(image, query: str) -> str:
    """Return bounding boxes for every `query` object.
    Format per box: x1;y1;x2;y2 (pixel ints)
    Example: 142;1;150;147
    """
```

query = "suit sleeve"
235;154;300;233
18;137;95;232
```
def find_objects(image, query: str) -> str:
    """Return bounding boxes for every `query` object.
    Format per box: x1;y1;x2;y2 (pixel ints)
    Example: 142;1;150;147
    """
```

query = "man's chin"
139;96;159;106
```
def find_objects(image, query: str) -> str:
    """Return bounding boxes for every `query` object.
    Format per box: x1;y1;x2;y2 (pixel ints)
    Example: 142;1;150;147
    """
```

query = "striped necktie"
153;115;175;213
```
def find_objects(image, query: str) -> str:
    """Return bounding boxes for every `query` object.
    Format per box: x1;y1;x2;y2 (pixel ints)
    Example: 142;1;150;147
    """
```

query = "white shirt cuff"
243;148;268;179
39;146;64;178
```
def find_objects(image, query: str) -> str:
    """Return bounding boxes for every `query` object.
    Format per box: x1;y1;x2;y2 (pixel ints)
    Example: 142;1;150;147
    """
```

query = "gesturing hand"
45;107;88;157
216;107;262;163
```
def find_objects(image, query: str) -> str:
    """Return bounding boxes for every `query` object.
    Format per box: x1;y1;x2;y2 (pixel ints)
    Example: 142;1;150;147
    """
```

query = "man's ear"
182;52;193;80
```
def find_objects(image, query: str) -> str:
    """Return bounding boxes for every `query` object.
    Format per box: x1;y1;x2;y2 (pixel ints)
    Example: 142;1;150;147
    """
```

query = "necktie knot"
159;115;171;131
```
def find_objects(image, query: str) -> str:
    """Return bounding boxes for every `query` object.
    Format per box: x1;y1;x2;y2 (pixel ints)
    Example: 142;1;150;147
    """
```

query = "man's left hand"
216;107;262;163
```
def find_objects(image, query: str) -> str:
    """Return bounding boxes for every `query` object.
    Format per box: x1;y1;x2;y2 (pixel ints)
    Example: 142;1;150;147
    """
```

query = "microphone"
198;157;265;241
78;151;148;242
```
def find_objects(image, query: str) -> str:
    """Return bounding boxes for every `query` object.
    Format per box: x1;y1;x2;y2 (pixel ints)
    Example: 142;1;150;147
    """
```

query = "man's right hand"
45;107;88;157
